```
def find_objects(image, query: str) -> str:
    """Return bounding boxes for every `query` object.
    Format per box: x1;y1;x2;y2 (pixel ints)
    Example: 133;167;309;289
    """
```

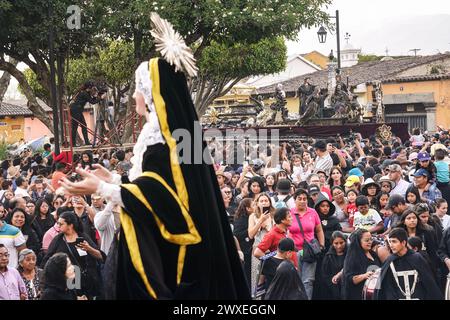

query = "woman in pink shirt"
289;188;325;300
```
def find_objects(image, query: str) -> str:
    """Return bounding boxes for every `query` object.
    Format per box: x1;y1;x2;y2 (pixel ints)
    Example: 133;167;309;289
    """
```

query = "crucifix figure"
389;263;419;300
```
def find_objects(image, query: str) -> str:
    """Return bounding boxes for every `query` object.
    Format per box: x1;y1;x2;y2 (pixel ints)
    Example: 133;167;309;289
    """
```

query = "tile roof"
0;102;33;116
256;53;450;95
0;99;56;117
371;73;450;84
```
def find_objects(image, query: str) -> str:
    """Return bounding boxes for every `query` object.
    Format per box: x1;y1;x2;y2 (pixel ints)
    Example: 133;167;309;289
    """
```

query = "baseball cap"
386;194;406;209
278;238;298;252
417;152;431;161
348;168;363;177
414;168;430;178
344;175;360;187
308;184;321;195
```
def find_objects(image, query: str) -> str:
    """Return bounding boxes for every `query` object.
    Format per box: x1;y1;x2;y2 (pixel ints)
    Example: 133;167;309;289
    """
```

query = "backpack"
273;194;291;209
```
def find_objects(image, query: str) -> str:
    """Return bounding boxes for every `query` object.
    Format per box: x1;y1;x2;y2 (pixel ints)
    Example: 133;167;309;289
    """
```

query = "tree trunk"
0;58;18;101
189;76;244;116
0;58;54;133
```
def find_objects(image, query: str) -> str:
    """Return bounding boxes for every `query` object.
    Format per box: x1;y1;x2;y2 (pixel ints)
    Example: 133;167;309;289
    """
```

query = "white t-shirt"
14;187;29;198
390;179;411;197
353;209;383;231
440;214;450;231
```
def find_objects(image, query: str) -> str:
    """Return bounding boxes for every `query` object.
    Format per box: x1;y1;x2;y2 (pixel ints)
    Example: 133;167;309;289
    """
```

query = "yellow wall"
0;116;25;143
367;79;450;127
262;97;299;114
302;51;328;69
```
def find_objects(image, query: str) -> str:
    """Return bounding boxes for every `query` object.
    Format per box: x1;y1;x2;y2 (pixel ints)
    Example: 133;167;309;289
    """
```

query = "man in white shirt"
388;164;410;197
313;140;333;177
13;176;30;200
94;202;117;255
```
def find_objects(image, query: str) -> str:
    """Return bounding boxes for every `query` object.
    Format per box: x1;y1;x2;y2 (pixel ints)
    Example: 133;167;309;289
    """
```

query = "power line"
409;49;421;57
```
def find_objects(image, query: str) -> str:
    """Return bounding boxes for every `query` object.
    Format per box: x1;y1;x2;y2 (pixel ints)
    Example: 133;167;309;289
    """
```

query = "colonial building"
367;74;450;132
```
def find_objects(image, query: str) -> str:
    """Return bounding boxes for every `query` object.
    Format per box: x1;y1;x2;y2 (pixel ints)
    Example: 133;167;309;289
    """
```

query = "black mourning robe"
375;249;443;300
116;58;250;300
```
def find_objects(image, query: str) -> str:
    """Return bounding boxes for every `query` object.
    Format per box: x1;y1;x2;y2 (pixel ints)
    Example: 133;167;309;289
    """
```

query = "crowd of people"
213;128;450;300
0;144;131;300
1;126;450;300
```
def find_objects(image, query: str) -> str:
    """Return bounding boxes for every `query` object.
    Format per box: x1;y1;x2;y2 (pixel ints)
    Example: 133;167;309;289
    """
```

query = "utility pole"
336;10;341;72
409;49;421;57
48;0;60;154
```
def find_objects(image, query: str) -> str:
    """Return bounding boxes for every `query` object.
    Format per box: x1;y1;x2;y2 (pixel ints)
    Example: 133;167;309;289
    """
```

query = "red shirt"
257;225;298;268
258;225;288;253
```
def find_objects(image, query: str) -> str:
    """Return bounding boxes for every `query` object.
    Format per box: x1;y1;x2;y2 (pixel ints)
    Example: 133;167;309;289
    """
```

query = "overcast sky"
287;0;450;57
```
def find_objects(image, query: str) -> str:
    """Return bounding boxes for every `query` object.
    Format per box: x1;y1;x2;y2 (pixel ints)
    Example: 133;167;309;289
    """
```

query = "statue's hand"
60;168;101;195
91;163;113;183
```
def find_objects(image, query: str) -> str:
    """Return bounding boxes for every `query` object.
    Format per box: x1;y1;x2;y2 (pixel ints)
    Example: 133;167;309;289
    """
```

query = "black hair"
389;227;408;243
6;208;35;240
60;211;83;234
435;198;447;209
33;198;51;220
42;252;69;291
274;207;290;224
330;231;347;244
412;128;421;136
15;176;26;187
55;162;66;171
370;149;381;158
55;206;70;220
1;180;12;190
399;209;430;233
248;176;266;199
355;195;369;207
376;191;390;211
234;198;253;220
115;150;125;161
44;143;51;151
0;243;5;249
434;148;447;161
405;185;421;205
293;188;308;200
328;166;345;187
407;236;423;251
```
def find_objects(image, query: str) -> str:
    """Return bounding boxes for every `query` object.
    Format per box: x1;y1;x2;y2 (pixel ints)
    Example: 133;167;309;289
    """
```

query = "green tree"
358;54;383;63
1;0;331;138
94;0;332;115
0;0;103;133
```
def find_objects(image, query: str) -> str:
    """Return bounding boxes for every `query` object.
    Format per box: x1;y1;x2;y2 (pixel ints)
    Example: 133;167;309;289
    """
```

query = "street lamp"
317;10;341;72
317;26;327;43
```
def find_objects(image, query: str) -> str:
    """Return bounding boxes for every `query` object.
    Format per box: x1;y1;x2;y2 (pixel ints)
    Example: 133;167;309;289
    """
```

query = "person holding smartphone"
247;193;275;295
42;211;104;299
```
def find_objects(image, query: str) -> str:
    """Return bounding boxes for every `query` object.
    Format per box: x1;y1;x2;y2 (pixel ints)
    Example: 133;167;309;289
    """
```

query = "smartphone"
263;206;271;214
75;237;85;245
